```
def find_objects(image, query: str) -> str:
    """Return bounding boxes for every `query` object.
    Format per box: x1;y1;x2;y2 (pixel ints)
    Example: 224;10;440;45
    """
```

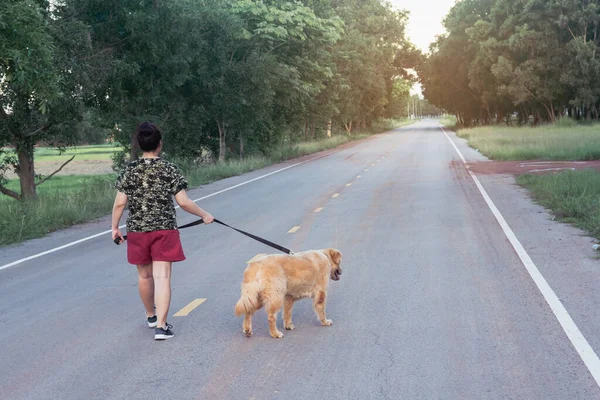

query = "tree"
331;0;415;133
71;0;208;163
0;0;91;200
420;0;600;126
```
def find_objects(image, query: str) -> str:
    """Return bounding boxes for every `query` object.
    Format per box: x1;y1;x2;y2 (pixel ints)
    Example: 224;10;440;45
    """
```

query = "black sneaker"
146;305;157;328
146;314;157;328
155;323;174;340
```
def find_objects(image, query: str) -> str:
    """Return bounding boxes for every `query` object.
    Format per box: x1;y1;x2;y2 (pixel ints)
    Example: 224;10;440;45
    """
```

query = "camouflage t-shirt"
114;158;188;233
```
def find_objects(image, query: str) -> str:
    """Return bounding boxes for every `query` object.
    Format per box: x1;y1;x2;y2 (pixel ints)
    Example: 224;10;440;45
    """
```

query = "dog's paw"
243;329;253;337
284;323;295;331
321;319;333;326
271;330;284;339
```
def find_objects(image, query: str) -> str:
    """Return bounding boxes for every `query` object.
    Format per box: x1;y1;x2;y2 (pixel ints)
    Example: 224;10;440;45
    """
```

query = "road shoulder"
447;128;600;354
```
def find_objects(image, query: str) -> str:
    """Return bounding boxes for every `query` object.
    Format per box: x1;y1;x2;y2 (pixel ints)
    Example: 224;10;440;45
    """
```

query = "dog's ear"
326;248;342;266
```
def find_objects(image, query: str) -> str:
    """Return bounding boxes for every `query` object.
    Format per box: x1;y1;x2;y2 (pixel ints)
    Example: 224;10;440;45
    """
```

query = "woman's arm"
111;191;128;243
174;190;214;223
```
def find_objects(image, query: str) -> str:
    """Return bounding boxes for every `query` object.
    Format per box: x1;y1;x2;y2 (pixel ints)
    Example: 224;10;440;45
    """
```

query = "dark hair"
136;122;162;152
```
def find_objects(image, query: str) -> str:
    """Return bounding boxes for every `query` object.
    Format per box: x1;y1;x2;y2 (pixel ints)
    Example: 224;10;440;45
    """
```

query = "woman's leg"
137;263;155;317
152;261;172;328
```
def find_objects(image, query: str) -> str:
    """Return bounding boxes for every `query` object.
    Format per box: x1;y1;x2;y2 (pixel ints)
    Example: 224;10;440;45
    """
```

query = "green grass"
440;115;458;129
0;144;121;163
1;174;114;199
517;170;600;239
0;175;118;245
456;122;600;161
35;145;121;162
0;131;389;246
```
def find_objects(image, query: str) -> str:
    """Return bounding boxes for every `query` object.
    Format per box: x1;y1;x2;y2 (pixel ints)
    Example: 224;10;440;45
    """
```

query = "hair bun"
138;123;155;135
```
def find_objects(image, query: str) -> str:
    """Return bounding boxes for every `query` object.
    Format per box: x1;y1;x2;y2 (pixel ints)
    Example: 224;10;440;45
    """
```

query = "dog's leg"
242;312;254;337
266;301;284;339
283;295;295;330
313;291;332;326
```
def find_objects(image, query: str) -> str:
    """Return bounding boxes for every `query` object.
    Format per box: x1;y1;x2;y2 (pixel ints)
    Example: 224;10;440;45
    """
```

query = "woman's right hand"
112;228;124;244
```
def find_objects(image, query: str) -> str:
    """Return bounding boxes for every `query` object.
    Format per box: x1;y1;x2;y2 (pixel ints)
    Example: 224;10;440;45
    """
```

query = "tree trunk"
310;120;316;139
239;136;244;159
130;130;140;161
217;120;226;162
586;106;592;121
303;117;309;140
343;121;352;135
17;138;36;200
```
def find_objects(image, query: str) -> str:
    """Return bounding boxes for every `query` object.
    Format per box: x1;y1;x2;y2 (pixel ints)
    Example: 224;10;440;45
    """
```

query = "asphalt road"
2;120;600;399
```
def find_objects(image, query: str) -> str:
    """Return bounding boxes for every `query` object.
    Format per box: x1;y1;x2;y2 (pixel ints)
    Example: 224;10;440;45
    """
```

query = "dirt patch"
5;160;114;179
466;160;600;175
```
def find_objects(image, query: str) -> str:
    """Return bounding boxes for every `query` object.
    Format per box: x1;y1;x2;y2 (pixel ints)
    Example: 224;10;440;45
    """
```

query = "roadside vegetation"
440;116;457;129
518;171;600;240
456;121;600;161
34;145;119;163
447;119;600;241
419;0;600;127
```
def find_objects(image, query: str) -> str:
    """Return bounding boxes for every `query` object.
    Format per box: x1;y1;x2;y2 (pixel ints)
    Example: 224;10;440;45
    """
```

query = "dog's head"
325;248;342;281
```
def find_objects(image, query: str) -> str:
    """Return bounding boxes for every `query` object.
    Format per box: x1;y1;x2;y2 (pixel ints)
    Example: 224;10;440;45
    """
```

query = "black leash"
114;218;294;255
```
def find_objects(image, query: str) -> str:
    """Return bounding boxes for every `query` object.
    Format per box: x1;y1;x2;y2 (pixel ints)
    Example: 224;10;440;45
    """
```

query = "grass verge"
0;123;410;246
440;116;457;129
517;170;600;239
35;144;120;162
1;174;113;198
455;122;600;161
0;175;117;246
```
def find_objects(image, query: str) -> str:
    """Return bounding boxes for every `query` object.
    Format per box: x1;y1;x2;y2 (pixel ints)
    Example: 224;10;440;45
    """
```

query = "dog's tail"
234;281;261;317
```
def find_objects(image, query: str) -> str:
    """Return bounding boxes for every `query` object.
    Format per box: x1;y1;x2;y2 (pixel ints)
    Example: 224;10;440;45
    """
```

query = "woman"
111;122;214;340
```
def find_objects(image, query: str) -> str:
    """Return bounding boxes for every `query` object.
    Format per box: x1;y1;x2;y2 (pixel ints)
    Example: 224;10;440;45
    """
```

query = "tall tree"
0;0;91;199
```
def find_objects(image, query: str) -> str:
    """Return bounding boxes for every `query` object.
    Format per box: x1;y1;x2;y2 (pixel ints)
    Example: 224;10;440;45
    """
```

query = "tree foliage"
419;0;600;126
0;0;416;199
0;0;91;199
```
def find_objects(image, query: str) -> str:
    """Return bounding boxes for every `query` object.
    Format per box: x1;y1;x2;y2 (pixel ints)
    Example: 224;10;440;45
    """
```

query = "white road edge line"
0;151;335;272
441;126;600;388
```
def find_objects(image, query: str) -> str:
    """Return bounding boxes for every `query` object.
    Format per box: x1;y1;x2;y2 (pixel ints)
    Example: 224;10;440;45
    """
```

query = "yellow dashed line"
314;207;324;213
364;169;369;172
332;193;340;198
247;253;267;263
288;226;301;233
345;183;352;187
173;298;206;317
357;175;361;179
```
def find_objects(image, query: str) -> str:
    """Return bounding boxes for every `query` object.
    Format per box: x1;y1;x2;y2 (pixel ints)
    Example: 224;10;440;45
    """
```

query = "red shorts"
127;230;186;265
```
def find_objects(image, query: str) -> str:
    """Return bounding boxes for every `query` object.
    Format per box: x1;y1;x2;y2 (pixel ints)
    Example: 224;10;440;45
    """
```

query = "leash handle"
113;218;293;255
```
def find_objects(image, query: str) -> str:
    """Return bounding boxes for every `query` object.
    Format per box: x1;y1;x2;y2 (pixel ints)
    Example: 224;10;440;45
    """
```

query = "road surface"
2;120;600;399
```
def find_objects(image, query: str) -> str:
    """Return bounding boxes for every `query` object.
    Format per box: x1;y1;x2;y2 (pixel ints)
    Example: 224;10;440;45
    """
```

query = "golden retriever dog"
234;248;342;339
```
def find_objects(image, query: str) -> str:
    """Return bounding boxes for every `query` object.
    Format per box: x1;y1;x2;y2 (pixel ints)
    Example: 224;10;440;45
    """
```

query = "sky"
390;0;456;53
389;0;456;96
